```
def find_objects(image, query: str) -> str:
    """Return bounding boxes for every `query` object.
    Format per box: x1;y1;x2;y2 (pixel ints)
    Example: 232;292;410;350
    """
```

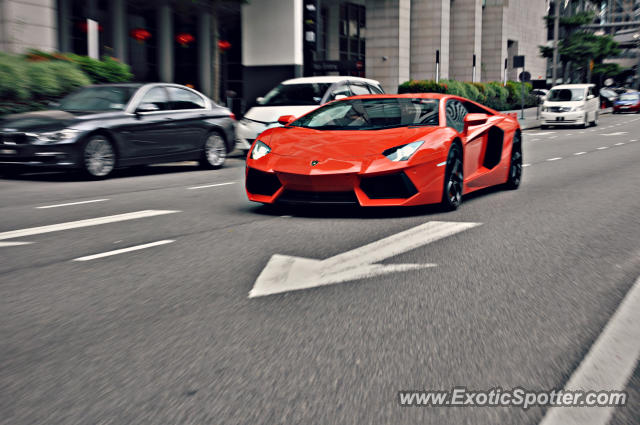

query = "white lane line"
574;152;587;156
596;146;609;150
73;240;175;262
533;132;556;136
0;210;180;241
540;275;640;425
600;132;628;136
630;139;637;142
547;157;562;161
614;142;625;146
187;181;235;190
36;199;109;209
523;163;531;167
0;241;33;247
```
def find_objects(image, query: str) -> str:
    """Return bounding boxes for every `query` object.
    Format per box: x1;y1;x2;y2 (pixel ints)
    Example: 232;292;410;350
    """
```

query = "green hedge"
398;79;537;111
0;51;133;116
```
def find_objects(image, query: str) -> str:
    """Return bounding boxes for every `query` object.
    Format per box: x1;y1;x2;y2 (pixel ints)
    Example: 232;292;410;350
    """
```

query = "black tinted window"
260;83;331;106
139;87;169;111
167;87;206;110
446;99;467;133
59;86;137;112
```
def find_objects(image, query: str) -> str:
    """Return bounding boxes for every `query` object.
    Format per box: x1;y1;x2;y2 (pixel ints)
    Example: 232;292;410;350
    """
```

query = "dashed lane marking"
73;240;175;262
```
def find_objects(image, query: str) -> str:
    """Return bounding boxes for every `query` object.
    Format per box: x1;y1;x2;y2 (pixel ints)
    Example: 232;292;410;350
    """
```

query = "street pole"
551;0;560;85
436;50;440;83
472;54;476;83
521;68;525;120
504;58;508;85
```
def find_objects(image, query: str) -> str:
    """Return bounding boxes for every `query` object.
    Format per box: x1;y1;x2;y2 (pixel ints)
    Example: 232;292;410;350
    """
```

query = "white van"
540;84;600;129
235;76;384;152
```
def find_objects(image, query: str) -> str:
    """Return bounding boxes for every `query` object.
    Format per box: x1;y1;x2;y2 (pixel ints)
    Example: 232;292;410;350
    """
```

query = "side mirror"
334;94;348;100
136;103;160;113
587;94;595;100
256;97;265;104
277;115;296;125
463;113;489;130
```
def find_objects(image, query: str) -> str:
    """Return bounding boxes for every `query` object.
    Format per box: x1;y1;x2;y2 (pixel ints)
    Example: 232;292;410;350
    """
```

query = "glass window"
139;87;169;110
547;88;585;102
328;84;352;101
350;84;371;95
260;83;331;106
58;86;138;112
446;99;468;133
291;98;440;131
368;84;384;94
167;87;205;110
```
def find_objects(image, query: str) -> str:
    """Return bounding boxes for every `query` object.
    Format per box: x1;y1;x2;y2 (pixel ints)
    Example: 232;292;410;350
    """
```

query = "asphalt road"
1;113;639;424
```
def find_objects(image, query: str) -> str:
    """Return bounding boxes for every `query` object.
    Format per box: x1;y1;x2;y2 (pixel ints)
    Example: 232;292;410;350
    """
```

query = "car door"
446;99;481;182
587;86;598;116
121;86;175;159
165;86;209;154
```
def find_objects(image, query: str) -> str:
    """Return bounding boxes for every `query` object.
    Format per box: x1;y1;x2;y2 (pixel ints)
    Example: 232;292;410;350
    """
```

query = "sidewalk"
503;106;613;130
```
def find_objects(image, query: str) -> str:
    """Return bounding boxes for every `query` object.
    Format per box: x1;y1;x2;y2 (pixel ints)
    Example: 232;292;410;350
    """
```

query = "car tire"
540;125;548;129
441;143;463;211
81;134;116;179
0;165;23;178
504;132;522;190
200;131;227;169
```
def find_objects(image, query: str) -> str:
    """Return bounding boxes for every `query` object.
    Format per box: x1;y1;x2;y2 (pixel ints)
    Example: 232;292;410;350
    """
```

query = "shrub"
398;79;447;94
65;53;133;83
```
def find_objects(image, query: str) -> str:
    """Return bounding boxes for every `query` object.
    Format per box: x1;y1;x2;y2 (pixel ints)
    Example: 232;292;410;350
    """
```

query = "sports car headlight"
384;141;424;162
27;128;79;144
250;140;271;160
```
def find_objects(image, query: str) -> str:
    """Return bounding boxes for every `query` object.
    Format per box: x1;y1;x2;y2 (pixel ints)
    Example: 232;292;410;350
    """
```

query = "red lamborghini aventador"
245;93;522;210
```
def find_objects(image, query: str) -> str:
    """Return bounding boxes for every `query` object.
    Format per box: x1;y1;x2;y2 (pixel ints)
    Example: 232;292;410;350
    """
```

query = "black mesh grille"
360;172;418;199
246;168;282;196
278;190;358;204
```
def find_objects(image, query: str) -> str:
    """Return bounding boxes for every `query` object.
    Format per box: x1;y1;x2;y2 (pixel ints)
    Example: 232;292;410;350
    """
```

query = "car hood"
265;126;444;160
244;105;320;124
0;110;124;132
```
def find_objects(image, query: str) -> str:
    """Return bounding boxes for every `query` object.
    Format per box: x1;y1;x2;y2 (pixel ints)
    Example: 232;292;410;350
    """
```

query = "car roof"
281;76;382;86
550;84;594;89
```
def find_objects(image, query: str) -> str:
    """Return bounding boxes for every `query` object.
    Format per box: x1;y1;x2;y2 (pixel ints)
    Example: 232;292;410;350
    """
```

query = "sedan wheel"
201;132;227;169
83;135;116;178
441;144;463;211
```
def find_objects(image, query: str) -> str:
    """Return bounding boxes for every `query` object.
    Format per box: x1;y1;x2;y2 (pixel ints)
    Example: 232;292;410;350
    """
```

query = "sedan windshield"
291;98;440;130
547;88;585;102
619;93;639;101
59;86;138;112
259;83;331;106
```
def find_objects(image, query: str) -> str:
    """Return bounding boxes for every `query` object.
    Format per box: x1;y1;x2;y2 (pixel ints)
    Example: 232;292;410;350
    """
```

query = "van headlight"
572;105;585;112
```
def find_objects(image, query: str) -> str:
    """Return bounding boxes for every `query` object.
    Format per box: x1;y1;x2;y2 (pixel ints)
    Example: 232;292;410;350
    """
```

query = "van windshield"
547;88;585;102
259;83;331;106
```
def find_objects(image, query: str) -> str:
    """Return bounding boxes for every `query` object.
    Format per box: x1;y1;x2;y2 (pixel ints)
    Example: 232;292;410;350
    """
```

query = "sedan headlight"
27;128;79;144
571;105;585;112
383;141;424;162
250;140;271;160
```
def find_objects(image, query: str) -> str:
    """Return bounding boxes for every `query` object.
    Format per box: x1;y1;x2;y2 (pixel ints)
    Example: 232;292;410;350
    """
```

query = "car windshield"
290;98;440;130
619;93;639;101
259;83;331;106
58;86;138;112
547;88;585;102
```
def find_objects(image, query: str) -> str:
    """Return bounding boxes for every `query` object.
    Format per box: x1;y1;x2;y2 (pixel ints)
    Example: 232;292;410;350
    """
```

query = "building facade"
0;0;549;105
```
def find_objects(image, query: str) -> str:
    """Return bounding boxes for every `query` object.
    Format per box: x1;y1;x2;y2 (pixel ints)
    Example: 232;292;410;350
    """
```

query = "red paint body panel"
245;93;520;207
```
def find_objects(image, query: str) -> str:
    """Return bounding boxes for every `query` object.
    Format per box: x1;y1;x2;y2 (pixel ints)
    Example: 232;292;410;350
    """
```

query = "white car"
235;76;384;151
540;84;599;128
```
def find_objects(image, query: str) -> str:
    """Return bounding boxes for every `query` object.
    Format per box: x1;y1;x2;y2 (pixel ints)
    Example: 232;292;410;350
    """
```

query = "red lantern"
218;40;232;51
176;33;195;47
130;28;152;43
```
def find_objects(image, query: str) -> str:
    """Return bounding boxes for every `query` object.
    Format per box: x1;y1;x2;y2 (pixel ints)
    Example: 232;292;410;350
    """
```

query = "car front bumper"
540;111;588;126
0;143;80;168
245;154;446;207
613;104;640;113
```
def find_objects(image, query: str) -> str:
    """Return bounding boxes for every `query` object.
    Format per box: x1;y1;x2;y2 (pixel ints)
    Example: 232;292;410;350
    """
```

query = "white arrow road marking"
249;221;481;298
0;241;33;247
0;210;180;241
599;132;628;136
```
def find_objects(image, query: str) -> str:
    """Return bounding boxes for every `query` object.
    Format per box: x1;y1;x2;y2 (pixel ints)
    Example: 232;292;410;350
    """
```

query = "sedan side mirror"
587;94;595;100
334;94;348;100
277;115;296;126
256;97;265;105
136;103;160;113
